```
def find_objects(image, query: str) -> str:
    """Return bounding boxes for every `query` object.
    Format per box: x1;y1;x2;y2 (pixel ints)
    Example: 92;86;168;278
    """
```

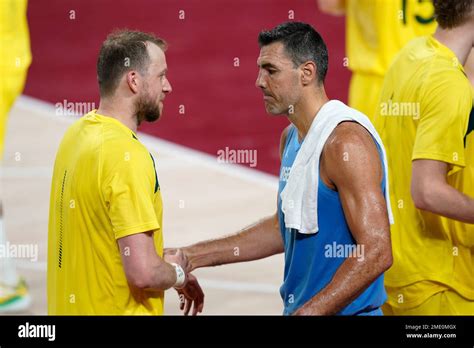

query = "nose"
255;70;266;89
163;76;172;93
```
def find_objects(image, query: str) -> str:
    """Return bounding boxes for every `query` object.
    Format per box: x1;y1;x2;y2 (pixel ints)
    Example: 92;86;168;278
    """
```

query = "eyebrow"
258;62;278;70
159;68;168;75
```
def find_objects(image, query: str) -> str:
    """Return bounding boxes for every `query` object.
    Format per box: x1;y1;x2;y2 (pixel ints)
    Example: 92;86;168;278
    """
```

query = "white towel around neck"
280;99;394;234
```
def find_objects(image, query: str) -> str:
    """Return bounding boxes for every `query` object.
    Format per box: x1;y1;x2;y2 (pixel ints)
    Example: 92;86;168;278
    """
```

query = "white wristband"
171;263;186;289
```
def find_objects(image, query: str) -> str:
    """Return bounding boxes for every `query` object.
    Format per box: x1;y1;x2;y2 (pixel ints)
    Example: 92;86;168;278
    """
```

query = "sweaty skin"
293;121;392;315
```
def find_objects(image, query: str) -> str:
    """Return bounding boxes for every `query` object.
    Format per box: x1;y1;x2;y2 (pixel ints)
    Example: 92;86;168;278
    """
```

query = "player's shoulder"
101;127;150;165
435;67;471;90
323;122;383;182
398;37;472;96
422;63;472;103
97;117;144;149
423;40;471;88
324;121;379;161
392;36;454;69
428;55;470;84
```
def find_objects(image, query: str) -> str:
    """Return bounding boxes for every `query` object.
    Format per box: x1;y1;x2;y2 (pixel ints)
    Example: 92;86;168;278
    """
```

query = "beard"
134;91;162;126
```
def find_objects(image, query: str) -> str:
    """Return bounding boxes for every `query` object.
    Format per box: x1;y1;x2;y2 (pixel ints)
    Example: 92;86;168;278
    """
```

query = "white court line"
0;166;52;178
12;95;282;295
199;279;279;294
16;95;279;190
15;260;279;294
15;260;47;271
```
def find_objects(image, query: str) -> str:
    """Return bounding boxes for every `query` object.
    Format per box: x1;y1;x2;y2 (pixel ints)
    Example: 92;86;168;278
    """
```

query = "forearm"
183;213;283;272
145;261;178;291
415;182;474;224
119;232;181;291
294;243;391;315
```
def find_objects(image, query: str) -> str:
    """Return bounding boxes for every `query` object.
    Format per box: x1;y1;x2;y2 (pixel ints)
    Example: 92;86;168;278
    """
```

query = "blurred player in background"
374;0;474;315
0;0;32;312
48;30;203;315
318;0;437;119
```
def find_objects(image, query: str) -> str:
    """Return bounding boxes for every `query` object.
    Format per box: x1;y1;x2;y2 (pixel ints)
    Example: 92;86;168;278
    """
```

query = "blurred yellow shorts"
0;68;28;159
348;71;385;122
383;289;474;315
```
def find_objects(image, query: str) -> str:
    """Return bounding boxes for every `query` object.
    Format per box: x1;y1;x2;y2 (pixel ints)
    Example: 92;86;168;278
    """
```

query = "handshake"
164;248;204;316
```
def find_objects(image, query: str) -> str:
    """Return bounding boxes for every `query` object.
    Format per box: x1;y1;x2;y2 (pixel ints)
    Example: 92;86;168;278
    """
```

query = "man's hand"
164;248;188;270
164;248;189;287
176;273;204;316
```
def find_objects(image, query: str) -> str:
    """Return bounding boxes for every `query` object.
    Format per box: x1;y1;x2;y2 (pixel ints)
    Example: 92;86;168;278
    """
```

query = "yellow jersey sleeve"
412;75;472;174
101;140;160;239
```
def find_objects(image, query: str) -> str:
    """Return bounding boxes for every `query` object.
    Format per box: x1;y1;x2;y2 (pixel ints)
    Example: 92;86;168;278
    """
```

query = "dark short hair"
258;22;328;85
97;29;167;97
433;0;474;29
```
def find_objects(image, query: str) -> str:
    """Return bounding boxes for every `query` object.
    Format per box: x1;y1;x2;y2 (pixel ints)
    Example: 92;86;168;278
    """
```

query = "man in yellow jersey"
48;30;204;315
373;0;474;315
318;0;437;119
0;0;32;312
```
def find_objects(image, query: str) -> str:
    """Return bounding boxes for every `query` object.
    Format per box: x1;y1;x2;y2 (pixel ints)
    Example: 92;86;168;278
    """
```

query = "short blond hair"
97;29;167;97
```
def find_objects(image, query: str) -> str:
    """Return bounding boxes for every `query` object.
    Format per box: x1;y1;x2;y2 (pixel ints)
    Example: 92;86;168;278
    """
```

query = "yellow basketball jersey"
374;36;474;308
48;111;164;315
346;0;437;76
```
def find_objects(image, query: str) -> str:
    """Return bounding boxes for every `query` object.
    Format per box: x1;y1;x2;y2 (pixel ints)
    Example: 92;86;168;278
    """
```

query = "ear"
301;61;317;86
126;71;140;94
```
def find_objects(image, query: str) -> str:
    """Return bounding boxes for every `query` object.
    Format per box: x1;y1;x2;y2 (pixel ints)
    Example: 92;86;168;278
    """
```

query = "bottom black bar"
0;316;473;346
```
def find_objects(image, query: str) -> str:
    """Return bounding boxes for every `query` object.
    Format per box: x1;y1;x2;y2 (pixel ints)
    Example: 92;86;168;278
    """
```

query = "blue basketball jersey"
278;125;387;315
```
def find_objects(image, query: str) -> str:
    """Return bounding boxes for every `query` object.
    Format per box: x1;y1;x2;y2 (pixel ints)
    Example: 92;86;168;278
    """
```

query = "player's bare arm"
118;231;188;290
180;215;283;273
293;122;393;315
411;159;474;224
119;231;205;315
175;126;291;272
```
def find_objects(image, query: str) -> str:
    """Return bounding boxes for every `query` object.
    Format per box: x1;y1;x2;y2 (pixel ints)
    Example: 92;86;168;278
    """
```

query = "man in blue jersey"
168;22;393;315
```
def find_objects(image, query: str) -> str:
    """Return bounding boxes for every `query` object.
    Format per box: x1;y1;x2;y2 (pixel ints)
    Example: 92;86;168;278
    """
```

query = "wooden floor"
2;96;284;315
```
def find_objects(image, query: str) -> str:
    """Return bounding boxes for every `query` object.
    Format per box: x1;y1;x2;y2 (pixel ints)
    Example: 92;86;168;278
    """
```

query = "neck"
96;97;137;133
288;87;329;142
434;25;473;65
